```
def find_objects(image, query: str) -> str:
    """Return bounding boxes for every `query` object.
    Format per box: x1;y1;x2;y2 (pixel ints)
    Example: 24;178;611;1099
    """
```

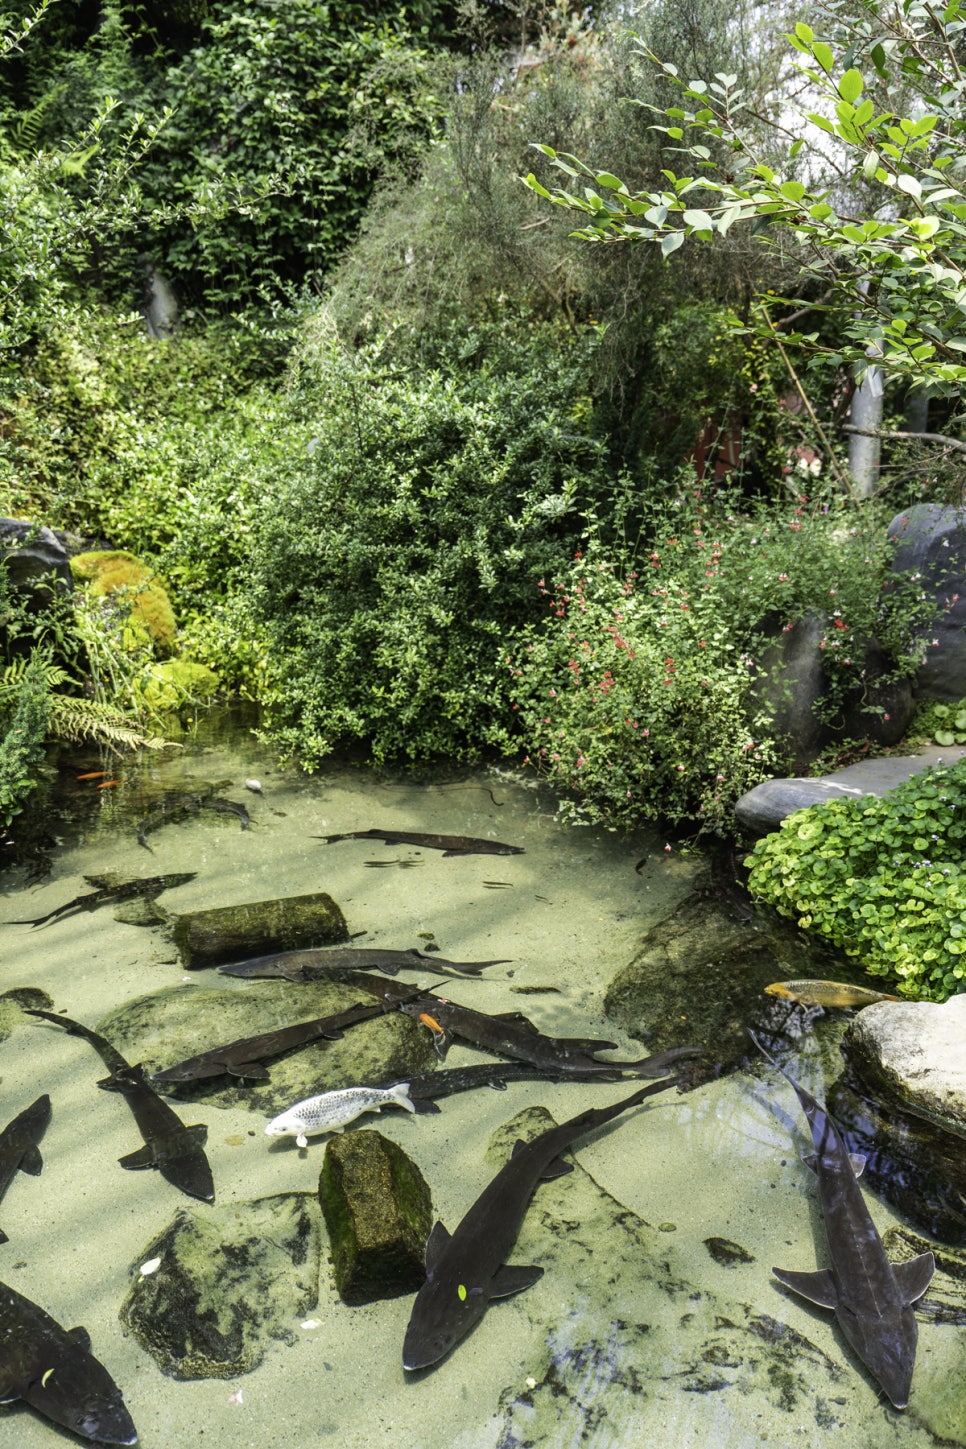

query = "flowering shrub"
509;549;778;834
509;491;928;835
745;763;966;1002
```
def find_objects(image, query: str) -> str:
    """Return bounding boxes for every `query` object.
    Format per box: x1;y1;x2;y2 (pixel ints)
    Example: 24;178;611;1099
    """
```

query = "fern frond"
0;655;72;701
48;694;180;753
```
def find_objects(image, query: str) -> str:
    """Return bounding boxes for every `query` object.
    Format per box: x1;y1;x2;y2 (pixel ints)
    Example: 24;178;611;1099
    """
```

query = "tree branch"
842;424;966;455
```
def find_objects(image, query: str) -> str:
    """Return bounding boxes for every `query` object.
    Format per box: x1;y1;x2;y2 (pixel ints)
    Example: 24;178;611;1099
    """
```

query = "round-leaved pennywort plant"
745;761;966;1002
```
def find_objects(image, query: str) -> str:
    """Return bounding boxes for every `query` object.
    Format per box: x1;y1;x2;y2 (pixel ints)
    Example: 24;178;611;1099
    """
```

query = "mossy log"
171;891;349;969
320;1129;432;1305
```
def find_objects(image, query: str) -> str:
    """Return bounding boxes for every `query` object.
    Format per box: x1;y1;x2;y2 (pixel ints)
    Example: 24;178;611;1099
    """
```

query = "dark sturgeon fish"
6;872;196;928
0;1279;137;1443
26;1011;214;1203
399;993;701;1076
218;946;511;981
753;1034;935;1409
402;1076;678;1370
0;1094;50;1242
385;1049;702;1112
135;779;232;850
314;828;524;857
149;977;424;1083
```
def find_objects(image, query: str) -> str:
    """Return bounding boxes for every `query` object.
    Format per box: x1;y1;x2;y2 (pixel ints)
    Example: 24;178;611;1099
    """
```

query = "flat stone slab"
735;744;966;834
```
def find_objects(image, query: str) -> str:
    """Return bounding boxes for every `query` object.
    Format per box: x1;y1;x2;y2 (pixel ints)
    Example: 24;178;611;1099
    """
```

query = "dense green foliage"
244;319;612;765
510;490;924;832
746;762;966;1000
0;649;51;829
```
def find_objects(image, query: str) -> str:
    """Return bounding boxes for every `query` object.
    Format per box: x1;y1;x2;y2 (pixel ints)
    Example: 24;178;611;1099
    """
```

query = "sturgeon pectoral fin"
226;1061;271;1079
490;1264;544;1298
772;1266;839;1308
68;1326;92;1351
893;1251;936;1304
21;1145;43;1175
0;1229;8;1246
118;1145;157;1170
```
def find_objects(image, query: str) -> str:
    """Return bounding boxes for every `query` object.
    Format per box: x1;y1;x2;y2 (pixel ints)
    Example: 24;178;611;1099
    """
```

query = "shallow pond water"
0;718;963;1449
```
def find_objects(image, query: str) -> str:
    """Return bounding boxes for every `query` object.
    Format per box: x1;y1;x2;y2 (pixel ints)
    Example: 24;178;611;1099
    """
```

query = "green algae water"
0;719;963;1449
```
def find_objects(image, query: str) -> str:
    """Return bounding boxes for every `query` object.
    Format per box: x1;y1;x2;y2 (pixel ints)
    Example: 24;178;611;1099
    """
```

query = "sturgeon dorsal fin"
424;1220;451;1272
508;1140;573;1179
772;1266;839;1308
21;1145;43;1176
893;1251;935;1304
802;1150;866;1176
490;1263;544;1298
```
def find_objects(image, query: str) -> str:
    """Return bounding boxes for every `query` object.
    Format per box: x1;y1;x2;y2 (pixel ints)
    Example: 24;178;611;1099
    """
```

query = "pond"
0;713;963;1449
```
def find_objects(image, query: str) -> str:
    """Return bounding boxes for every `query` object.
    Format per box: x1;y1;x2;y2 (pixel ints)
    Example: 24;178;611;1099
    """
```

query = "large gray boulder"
840;994;966;1136
0;518;73;601
888;504;966;700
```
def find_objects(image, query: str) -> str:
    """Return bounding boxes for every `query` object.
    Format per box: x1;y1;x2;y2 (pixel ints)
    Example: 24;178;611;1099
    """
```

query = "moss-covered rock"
170;890;348;969
96;979;439;1114
0;987;54;1041
120;1192;320;1378
320;1128;432;1304
71;549;177;656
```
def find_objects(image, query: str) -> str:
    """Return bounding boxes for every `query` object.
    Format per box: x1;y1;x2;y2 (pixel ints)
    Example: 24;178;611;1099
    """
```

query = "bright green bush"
0;650;51;830
243;320;611;766
745;763;966;1002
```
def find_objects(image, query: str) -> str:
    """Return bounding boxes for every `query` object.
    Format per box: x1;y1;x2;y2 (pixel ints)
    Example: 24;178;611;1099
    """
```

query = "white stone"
846;994;966;1131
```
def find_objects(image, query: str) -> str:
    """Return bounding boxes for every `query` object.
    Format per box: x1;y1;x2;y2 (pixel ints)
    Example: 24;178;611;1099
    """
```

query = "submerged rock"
603;896;844;1073
170;890;349;969
96;978;438;1114
120;1192;320;1379
320;1128;432;1305
0;987;54;1041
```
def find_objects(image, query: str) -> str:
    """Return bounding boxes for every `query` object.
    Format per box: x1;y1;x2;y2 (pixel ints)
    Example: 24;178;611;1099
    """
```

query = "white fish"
264;1082;416;1147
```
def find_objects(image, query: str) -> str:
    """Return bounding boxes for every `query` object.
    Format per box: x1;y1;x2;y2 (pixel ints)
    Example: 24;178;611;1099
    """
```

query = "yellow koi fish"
765;979;901;1010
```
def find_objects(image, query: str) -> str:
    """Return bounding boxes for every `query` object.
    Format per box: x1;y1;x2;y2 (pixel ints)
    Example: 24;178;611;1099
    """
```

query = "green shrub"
509;488;927;835
243;320;611;766
0;651;52;830
745;763;966;1002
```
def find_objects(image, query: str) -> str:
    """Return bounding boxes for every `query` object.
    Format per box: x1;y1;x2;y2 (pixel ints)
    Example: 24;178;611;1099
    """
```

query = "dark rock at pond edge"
749;610;914;769
602;896;844;1074
888;503;966;700
0;519;73;600
478;1105;853;1442
120;1192;320;1379
170;891;349;969
829;1062;966;1247
320;1128;432;1305
96;979;439;1113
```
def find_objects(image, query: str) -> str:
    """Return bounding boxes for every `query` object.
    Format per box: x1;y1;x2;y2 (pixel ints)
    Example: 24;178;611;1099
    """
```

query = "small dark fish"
218;946;510;982
482;882;513;890
0;1094;50;1242
313;828;524;857
0;1278;137;1443
403;1076;679;1370
363;858;424;869
26;1010;214;1202
386;1052;691;1113
398;993;701;1077
753;1033;935;1409
6;872;196;929
203;796;252;830
135;779;232;850
149;981;424;1084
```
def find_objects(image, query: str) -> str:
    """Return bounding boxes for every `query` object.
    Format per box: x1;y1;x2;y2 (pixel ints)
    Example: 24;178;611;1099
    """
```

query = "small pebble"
300;1320;320;1331
139;1257;161;1276
244;778;263;794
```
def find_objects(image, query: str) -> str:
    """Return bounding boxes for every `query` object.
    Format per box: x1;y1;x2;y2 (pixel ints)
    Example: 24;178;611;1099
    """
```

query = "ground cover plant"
745;761;966;1000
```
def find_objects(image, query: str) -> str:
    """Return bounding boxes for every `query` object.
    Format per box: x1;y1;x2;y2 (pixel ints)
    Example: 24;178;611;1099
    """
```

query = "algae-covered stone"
320;1128;432;1305
96;979;439;1114
603;895;844;1072
0;987;54;1041
170;890;349;969
71;549;177;656
136;660;220;713
120;1192;319;1379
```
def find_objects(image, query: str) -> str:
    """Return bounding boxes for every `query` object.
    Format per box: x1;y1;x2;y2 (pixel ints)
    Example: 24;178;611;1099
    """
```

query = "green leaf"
813;42;834;74
897;173;922;199
838;69;865;104
683;208;715;231
661;230;685;255
595;172;624;191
